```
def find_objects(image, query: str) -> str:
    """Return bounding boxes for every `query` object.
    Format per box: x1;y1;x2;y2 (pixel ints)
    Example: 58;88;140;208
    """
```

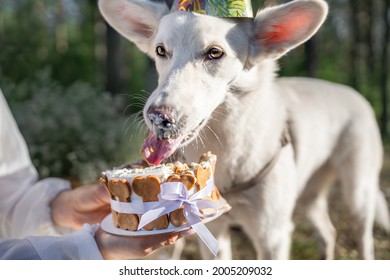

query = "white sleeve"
0;224;103;260
0;89;32;177
0;237;41;259
0;89;72;238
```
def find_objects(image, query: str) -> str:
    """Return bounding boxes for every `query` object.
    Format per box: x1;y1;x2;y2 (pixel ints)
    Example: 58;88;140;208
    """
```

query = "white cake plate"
101;200;231;237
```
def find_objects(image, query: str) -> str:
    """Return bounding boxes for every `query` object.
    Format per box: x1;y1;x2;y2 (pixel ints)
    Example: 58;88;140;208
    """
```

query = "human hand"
51;184;111;229
94;227;194;259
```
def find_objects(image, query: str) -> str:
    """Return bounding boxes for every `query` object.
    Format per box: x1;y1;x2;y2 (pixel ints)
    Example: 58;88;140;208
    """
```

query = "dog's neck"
189;60;288;191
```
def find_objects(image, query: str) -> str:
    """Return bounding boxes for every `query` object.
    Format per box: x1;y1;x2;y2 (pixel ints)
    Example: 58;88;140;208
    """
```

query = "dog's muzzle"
147;106;180;139
143;106;185;165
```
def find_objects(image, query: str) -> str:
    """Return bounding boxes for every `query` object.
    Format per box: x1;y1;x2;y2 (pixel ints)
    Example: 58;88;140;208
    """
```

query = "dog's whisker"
191;135;200;151
123;104;134;115
128;120;146;143
211;110;228;118
140;89;152;97
120;93;148;115
122;111;144;141
122;114;135;134
197;131;206;149
131;96;148;104
135;119;146;134
205;125;223;148
127;102;146;109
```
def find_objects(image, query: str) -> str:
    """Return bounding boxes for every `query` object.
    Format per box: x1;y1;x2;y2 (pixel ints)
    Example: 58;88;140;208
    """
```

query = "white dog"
99;0;390;259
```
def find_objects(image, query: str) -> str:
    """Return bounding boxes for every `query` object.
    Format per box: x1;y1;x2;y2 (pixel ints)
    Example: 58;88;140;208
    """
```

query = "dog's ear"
98;0;168;56
249;0;328;62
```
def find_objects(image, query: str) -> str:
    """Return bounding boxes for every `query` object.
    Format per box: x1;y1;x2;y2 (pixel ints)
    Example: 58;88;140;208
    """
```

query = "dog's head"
99;0;328;165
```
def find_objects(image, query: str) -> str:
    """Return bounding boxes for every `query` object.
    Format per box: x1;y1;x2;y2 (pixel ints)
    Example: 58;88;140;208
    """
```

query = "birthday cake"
99;152;226;232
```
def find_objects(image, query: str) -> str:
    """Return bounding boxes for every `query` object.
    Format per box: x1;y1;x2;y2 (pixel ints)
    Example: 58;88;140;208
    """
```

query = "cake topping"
103;164;174;181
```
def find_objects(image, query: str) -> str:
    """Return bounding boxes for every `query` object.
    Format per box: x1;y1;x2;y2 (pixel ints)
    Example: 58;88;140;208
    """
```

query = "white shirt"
0;88;71;238
0;224;103;260
0;89;103;259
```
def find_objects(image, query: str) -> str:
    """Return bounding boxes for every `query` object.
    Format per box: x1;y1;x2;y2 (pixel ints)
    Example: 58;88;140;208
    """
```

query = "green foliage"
0;0;148;183
0;0;102;87
3;69;144;183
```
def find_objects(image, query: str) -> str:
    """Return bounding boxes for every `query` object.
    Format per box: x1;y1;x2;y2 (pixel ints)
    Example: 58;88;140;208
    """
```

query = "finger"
95;184;111;204
77;184;111;207
166;233;180;245
148;233;181;253
148;229;193;249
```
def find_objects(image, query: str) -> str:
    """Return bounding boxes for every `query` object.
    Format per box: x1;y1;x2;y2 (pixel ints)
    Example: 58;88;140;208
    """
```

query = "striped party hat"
170;0;254;18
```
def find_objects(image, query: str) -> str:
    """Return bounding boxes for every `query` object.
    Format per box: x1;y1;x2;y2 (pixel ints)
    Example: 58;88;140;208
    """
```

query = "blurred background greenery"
0;0;389;258
0;0;152;183
1;0;389;182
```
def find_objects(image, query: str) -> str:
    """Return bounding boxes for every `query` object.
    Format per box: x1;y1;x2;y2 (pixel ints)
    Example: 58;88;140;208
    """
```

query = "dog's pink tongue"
142;132;184;165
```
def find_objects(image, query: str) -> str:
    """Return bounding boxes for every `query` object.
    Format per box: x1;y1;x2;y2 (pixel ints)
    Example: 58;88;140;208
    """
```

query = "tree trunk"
380;0;390;138
105;24;123;94
165;0;174;9
364;0;375;74
55;1;68;53
349;0;360;90
304;38;317;77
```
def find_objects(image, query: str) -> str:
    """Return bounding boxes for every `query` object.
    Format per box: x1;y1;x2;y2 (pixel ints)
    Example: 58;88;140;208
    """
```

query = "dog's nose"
147;106;176;129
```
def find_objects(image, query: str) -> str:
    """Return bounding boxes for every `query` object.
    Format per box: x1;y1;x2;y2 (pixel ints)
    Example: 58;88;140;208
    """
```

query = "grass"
150;145;390;260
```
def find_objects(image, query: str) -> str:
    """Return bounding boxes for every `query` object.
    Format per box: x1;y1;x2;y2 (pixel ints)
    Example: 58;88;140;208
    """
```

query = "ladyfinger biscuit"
117;212;140;231
99;175;115;199
169;207;187;227
166;174;196;226
107;179;139;230
107;179;131;202
132;175;169;230
194;165;211;190
132;175;161;202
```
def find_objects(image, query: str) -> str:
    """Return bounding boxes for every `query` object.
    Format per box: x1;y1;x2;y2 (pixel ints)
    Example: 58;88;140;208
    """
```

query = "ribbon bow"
138;177;219;256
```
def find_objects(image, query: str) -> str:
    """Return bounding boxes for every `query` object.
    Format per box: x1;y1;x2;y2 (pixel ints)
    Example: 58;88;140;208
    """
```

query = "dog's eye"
207;47;224;60
156;45;167;57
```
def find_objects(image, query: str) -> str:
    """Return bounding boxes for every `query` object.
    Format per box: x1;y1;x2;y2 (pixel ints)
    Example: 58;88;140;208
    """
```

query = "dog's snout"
147;106;179;139
147;107;176;127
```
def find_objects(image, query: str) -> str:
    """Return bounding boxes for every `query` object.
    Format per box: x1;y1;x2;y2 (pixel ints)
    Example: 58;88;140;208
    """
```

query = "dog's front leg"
228;145;298;259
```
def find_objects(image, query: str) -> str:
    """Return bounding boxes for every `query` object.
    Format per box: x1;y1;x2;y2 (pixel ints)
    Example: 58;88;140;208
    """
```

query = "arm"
1;224;102;260
1;224;192;260
0;90;71;238
0;238;42;260
1;89;111;237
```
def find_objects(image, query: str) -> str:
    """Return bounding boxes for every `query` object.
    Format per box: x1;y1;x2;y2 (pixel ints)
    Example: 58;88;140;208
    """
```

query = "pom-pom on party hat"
171;0;254;18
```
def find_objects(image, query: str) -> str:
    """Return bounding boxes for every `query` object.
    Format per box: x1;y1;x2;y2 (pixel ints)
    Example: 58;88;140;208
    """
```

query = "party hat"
171;0;254;18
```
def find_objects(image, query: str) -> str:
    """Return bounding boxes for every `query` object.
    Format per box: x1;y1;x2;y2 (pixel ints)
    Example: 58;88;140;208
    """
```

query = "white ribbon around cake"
102;176;229;256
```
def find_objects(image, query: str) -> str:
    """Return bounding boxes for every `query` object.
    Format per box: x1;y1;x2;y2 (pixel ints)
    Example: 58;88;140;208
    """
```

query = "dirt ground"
151;146;390;260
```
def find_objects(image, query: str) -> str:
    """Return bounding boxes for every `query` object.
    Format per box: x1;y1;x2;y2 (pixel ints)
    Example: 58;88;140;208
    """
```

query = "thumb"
94;184;111;204
77;184;111;207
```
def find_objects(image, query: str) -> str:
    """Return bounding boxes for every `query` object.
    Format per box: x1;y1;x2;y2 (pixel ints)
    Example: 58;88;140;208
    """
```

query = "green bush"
3;70;145;184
